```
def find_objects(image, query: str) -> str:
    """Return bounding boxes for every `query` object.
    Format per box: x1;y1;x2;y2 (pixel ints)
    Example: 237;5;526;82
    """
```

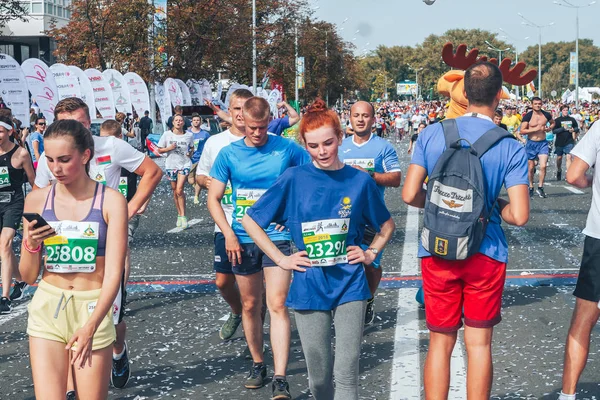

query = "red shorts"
421;253;506;332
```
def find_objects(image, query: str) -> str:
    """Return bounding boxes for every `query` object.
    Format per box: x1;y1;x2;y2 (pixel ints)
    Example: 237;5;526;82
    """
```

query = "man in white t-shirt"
560;121;600;400
33;97;162;392
196;88;254;341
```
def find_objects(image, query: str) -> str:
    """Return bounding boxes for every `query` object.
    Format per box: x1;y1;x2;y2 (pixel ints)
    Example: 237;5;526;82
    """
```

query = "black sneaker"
0;297;11;315
245;363;267;389
271;377;291;399
66;391;76;400
364;297;375;326
111;343;131;389
557;170;562;181
529;187;534;198
537;187;547;198
10;281;28;301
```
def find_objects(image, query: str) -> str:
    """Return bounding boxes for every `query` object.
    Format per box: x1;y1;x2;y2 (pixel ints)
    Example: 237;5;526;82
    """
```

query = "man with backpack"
402;61;530;399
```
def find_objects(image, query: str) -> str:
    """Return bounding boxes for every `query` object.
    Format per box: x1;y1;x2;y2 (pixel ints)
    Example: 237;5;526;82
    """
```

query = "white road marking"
0;302;29;326
506;268;579;273
129;274;214;280
562;186;584;194
400;206;420;276
449;340;467;399
167;218;203;233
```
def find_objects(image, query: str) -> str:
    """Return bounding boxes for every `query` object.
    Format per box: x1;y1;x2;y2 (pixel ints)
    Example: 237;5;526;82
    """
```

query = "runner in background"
187;114;210;205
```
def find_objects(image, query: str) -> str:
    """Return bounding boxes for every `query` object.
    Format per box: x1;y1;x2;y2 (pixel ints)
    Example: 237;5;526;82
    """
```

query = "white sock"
559;392;576;400
113;342;127;360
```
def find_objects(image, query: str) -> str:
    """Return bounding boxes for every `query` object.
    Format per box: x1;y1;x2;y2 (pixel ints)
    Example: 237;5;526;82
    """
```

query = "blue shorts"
525;140;549;160
214;232;233;274
361;227;384;269
166;168;191;182
555;143;575;156
233;241;291;276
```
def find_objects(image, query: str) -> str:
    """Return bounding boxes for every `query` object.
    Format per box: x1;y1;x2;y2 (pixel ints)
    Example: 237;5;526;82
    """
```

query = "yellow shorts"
27;280;115;351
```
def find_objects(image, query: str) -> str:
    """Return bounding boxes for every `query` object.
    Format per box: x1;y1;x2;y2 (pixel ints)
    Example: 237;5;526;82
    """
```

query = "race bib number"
118;176;128;198
561;121;573;130
0;166;10;189
44;221;99;273
235;188;266;221
301;218;349;267
344;158;375;172
222;184;233;205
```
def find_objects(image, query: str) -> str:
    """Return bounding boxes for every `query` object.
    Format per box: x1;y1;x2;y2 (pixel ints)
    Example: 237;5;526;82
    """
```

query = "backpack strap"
471;126;514;158
440;119;461;149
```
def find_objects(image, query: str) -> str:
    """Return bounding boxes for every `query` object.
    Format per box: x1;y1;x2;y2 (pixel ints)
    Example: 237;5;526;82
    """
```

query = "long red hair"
299;98;342;143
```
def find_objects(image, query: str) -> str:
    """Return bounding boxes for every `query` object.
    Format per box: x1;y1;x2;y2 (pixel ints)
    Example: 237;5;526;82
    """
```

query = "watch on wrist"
368;170;375;178
367;247;379;255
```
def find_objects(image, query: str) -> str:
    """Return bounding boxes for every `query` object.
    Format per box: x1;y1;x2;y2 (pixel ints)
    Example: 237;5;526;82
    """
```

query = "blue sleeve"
382;142;401;172
209;150;231;184
362;179;391;231
247;170;292;228
411;131;427;169
504;144;529;189
289;141;311;166
268;116;291;136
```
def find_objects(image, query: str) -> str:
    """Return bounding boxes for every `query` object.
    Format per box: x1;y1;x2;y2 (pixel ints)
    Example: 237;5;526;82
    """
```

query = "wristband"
24;240;42;253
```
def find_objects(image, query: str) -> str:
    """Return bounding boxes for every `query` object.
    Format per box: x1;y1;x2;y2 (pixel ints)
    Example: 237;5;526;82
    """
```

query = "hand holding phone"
22;213;56;249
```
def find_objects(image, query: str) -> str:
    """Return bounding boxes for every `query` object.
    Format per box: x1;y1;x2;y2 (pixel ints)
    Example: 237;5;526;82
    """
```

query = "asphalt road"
1;137;600;399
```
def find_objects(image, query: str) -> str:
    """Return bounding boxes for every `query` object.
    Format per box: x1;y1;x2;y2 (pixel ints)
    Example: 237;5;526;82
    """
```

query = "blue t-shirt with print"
27;131;44;162
339;134;401;197
411;115;528;263
247;163;391;311
211;134;310;243
189;130;210;164
268;116;291;136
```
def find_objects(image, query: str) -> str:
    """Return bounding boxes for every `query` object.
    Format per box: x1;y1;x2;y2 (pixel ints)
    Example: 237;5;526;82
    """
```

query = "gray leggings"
294;300;367;400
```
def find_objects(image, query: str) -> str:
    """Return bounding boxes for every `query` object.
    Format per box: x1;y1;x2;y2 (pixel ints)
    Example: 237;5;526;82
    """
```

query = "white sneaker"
181;216;188;229
193;196;200;205
176;216;182;228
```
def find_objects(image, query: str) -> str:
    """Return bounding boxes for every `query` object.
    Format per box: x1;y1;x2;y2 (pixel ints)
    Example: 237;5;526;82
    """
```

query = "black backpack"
422;118;513;260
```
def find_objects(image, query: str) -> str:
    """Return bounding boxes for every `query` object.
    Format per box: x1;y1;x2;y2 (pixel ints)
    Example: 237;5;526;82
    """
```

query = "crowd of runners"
0;60;600;400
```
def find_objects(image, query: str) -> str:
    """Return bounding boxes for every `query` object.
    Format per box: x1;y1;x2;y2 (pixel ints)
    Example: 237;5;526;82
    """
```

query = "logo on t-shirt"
338;196;352;218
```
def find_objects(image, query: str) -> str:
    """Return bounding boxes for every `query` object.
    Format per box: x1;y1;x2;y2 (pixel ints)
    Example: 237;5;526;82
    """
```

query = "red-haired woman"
241;99;395;399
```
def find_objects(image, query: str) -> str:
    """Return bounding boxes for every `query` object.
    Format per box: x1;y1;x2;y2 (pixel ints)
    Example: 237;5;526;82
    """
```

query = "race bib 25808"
44;221;100;273
301;218;349;267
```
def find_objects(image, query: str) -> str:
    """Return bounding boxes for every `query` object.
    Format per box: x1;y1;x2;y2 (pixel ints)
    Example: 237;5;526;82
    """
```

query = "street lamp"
313;26;329;106
498;28;530;99
407;65;424;100
252;0;257;92
554;0;596;110
518;13;554;98
485;40;511;60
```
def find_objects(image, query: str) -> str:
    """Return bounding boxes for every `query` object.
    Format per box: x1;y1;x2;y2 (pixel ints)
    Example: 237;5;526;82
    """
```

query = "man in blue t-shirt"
403;62;530;399
207;96;309;397
339;100;401;325
187;113;210;204
27;117;45;168
267;101;300;136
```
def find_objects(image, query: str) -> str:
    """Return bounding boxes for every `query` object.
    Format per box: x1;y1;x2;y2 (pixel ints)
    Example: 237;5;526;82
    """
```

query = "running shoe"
219;312;242;340
557;170;562;181
193;195;200;205
244;363;267;389
364;297;375;326
10;281;28;301
537;187;547;199
181;216;188;229
66;391;76;400
529;187;534;198
176;216;182;228
271;377;292;399
0;297;11;314
111;342;131;389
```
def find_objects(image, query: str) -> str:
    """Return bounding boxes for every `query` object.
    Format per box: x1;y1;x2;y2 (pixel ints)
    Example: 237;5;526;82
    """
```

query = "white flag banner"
164;78;183;108
201;80;212;103
85;68;115;119
69;66;96;121
103;69;132;114
216;82;223;104
155;82;172;130
268;89;281;119
50;63;81;102
124;72;150;119
186;79;202;106
175;79;192;106
21;58;59;124
0;53;30;126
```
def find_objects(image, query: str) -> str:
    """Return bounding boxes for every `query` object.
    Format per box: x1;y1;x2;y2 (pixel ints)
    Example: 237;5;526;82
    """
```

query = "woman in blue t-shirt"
242;99;395;400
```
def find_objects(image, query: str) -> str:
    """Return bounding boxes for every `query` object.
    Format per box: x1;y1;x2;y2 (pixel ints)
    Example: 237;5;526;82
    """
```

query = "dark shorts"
214;232;234;274
234;240;291;276
361;226;384;269
0;198;24;231
574;236;600;302
555;143;575;156
525;140;549;160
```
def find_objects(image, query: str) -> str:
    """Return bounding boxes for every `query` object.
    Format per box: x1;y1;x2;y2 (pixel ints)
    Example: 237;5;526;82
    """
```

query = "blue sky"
312;0;599;55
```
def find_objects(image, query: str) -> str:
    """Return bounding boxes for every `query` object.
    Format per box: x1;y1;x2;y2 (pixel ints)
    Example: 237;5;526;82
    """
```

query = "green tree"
0;0;28;29
541;62;569;98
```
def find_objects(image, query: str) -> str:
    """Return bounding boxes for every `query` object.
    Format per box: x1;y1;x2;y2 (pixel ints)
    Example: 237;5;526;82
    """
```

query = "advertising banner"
186;79;202;106
85;68;115;119
103;69;132;114
175;79;191;106
396;81;417;96
164;78;183;108
50;63;82;103
296;57;305;90
155;82;172;130
69;66;96;121
124;72;150;118
21;58;59;124
570;52;577;85
0;53;30;126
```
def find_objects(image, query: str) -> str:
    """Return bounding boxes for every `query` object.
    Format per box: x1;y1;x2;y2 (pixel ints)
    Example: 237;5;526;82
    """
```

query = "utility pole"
518;13;554;98
295;25;298;105
252;0;257;92
498;28;530;100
